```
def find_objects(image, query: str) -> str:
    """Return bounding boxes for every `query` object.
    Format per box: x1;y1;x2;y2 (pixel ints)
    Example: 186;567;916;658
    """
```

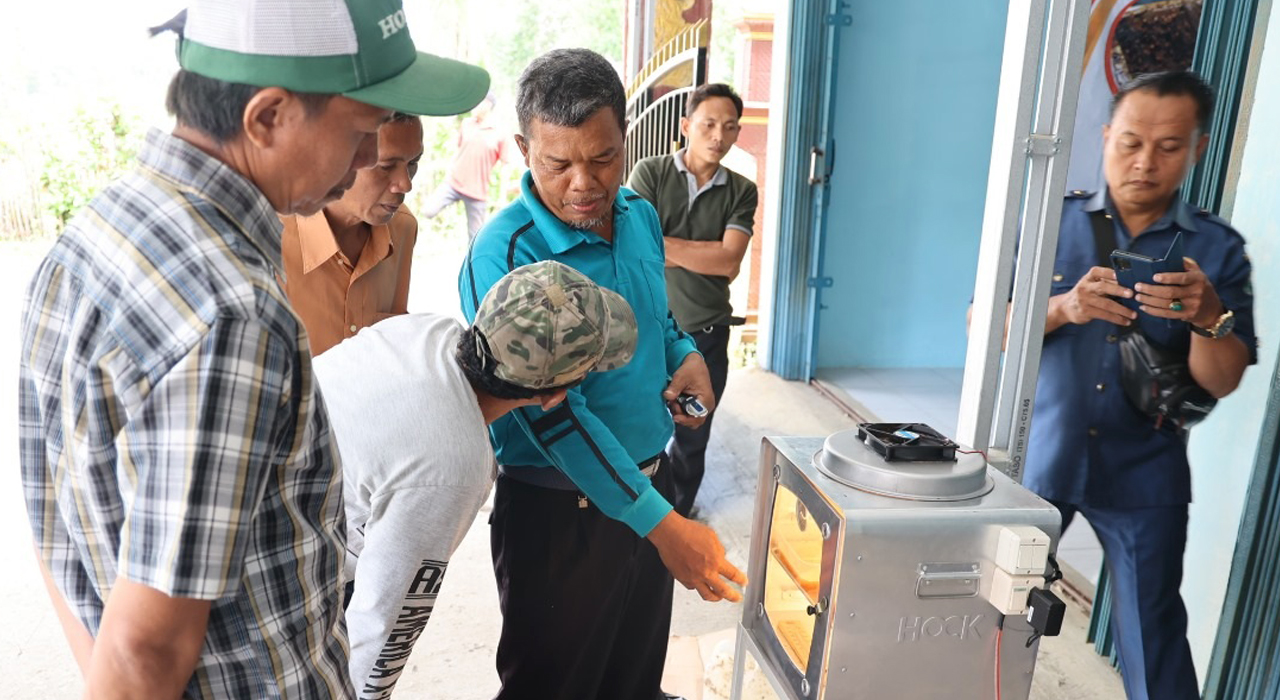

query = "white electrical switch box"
987;568;1044;615
995;525;1050;575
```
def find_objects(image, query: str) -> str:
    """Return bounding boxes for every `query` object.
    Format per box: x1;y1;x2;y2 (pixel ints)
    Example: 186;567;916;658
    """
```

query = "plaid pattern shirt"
19;129;353;698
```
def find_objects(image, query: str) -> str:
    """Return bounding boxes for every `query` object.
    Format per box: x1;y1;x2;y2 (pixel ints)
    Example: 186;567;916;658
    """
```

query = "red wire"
994;626;1003;700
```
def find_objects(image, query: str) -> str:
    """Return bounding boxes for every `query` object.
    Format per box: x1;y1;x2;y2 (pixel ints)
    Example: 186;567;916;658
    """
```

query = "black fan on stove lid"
856;422;958;462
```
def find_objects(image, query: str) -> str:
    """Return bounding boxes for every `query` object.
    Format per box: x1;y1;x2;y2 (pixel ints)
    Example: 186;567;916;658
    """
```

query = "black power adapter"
1027;587;1065;637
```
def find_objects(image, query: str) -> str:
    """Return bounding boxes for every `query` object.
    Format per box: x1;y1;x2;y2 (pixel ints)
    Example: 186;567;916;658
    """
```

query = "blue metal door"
767;0;850;381
1203;369;1280;699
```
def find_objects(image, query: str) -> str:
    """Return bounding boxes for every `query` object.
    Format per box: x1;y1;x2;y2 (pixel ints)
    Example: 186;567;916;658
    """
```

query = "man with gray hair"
19;1;488;697
459;48;746;700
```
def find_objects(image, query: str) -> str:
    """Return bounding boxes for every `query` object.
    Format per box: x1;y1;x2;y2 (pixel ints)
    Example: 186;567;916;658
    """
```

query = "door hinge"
807;276;834;289
1024;134;1063;157
826;10;852;26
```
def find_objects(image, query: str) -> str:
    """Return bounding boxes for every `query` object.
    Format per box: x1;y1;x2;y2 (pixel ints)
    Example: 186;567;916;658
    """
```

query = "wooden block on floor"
662;635;704;700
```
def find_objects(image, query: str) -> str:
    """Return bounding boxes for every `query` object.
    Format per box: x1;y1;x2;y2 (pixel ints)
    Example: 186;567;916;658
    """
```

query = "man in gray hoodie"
312;260;637;699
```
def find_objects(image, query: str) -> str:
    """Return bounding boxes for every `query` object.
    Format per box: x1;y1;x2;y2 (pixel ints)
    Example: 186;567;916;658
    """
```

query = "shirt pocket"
637;257;670;321
1049;258;1094;295
1047;258;1094;336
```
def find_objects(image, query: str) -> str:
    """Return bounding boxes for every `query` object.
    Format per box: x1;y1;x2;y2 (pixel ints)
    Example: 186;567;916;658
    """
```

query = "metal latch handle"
808;147;825;185
806;596;828;616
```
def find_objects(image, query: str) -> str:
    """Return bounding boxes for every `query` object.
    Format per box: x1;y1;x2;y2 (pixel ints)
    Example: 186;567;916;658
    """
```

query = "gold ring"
1170;300;1184;312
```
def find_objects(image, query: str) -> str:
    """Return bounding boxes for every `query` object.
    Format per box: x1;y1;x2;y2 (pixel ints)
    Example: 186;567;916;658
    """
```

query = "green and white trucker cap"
474;261;638;390
179;0;490;116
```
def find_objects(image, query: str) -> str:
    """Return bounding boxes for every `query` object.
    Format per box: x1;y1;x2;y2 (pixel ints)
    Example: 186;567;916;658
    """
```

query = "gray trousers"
421;183;487;240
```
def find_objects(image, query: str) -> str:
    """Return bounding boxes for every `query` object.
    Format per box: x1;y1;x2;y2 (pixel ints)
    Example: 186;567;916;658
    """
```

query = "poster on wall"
1066;0;1204;193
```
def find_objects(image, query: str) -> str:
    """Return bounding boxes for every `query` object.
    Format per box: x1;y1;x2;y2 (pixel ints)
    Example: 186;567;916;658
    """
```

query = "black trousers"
490;461;676;700
667;324;731;517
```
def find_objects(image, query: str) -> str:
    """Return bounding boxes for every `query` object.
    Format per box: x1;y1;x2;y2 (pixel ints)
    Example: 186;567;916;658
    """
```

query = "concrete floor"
1;240;1124;698
388;367;1126;699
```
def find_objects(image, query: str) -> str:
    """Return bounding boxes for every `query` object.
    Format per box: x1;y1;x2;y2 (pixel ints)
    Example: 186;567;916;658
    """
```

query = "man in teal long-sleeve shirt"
459;48;746;700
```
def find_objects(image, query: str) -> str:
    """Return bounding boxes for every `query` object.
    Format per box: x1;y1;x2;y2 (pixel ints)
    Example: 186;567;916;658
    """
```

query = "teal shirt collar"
518;170;632;254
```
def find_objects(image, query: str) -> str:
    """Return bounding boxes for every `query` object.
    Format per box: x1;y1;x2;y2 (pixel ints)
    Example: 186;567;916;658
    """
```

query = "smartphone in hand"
1111;232;1185;310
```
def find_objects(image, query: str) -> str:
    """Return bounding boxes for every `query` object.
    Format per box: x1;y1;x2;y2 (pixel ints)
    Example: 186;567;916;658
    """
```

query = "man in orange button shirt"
282;112;424;355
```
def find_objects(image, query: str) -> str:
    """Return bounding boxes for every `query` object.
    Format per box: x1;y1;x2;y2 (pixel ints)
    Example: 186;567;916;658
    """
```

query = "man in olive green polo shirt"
628;83;759;517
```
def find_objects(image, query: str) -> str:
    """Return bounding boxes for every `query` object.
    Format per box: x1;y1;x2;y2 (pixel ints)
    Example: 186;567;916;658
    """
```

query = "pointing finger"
717;588;741;603
722;563;747;586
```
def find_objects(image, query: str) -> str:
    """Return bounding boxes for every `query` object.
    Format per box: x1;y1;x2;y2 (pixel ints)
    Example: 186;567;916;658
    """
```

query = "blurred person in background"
421;92;519;239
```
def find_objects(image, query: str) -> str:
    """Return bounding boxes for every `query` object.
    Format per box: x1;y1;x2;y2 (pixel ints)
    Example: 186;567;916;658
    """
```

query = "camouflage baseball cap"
474;261;638;390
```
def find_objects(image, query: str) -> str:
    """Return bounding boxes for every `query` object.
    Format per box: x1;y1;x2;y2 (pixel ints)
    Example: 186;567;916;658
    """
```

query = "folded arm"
663;229;751;279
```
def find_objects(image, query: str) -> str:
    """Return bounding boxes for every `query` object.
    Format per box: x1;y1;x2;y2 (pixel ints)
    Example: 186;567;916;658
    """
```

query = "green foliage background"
39;103;142;229
4;0;753;242
401;0;626;243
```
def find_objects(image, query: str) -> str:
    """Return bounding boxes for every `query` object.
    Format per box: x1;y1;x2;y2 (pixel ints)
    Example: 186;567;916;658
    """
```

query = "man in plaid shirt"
18;2;487;698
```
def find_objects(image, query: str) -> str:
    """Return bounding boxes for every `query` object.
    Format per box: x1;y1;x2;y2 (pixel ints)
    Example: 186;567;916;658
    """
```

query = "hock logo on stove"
896;614;985;642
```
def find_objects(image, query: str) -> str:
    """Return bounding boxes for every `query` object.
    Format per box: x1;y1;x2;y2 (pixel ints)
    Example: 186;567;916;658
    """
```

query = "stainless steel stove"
730;430;1062;700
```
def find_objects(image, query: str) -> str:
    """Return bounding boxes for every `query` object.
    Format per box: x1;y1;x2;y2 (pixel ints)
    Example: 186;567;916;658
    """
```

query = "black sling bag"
1087;210;1216;429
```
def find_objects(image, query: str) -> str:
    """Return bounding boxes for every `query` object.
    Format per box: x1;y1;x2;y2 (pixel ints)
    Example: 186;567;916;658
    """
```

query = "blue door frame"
766;0;849;381
1203;366;1280;698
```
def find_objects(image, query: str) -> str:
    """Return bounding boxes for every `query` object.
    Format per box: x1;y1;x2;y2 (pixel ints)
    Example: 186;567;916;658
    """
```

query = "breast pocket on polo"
636;257;671;321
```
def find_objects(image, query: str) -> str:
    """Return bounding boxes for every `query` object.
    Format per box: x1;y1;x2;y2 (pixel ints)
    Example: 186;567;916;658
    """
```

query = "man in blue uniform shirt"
1026;71;1256;699
459;48;746;700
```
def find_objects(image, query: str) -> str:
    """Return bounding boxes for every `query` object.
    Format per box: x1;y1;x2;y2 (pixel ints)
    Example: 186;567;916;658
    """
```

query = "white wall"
754;0;791;371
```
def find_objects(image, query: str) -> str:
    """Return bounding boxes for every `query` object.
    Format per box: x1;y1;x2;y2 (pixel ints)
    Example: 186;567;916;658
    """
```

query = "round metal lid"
815;428;993;502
